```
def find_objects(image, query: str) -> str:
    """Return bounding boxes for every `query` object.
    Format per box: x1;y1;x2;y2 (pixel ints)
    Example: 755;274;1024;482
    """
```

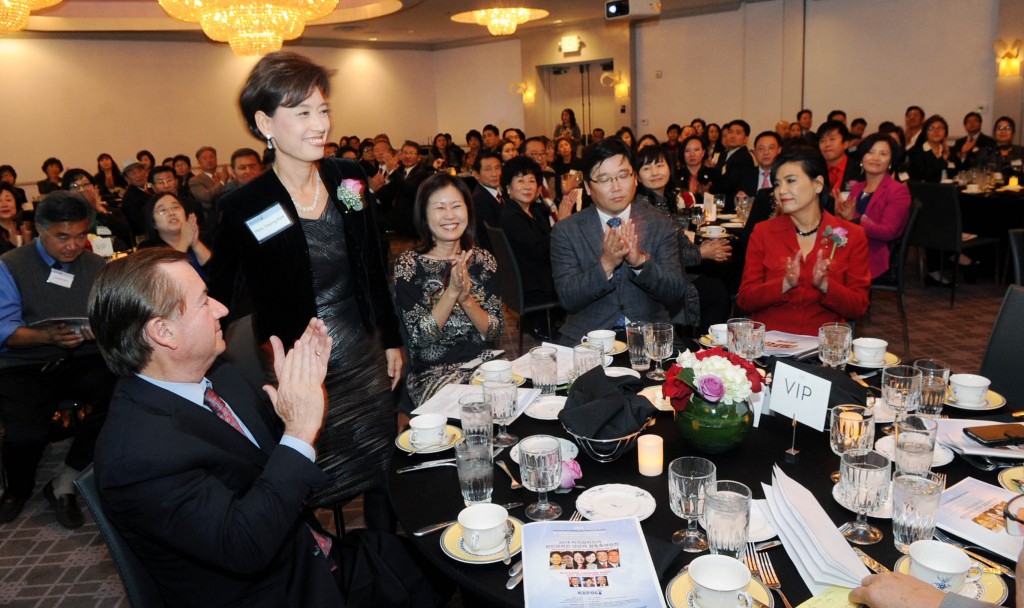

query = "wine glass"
518;435;562;521
643;322;673;381
726;318;764;362
482;380;518;448
818;322;852;369
668;456;717;552
690;205;706;231
882;365;922;428
839;449;891;545
829;405;875;483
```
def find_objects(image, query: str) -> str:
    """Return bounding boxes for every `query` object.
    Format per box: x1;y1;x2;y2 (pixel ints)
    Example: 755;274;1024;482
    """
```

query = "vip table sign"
769;362;833;462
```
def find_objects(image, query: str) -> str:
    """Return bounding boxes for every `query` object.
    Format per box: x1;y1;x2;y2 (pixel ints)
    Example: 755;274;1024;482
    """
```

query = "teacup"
458;503;508;555
581;329;616;353
704;225;726;238
908;540;982;592
408;413;447;448
473;360;513;383
852;337;887;365
689;554;754;608
964;184;981;193
948;374;990;406
709;324;728;346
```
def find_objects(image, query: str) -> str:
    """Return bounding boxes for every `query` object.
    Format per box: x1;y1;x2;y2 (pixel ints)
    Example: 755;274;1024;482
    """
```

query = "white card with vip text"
769;362;831;431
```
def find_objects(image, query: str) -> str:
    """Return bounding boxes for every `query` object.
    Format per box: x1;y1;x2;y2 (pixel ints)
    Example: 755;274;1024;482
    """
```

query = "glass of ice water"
529;346;558;395
892;471;943;553
818;322;852;369
643;322;674;381
626;322;650;371
459;394;493;441
839;449;891;545
914;359;950;418
455;435;494;506
882;365;922;424
894;415;938;476
705;480;752;561
519;435;562;521
727;318;765;362
482;380;518;448
668;457;717;552
830;404;875;483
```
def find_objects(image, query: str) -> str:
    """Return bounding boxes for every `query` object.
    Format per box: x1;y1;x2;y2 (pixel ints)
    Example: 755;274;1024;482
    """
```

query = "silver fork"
756;549;793;608
744;542;761;579
569;511;582;522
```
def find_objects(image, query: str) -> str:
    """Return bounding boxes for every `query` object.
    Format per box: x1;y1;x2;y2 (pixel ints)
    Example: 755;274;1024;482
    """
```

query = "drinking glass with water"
704;480;751;561
894;415;937;477
530;346;558;396
914;358;950;418
455;435;494;506
892;471;943;553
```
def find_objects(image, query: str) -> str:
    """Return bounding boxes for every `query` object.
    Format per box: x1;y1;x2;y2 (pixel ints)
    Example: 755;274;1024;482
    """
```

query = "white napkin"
510;342;574;385
936;419;1024;460
411;383;540;422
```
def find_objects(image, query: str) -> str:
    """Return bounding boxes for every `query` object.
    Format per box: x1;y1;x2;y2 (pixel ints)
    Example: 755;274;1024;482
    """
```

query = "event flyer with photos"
522;517;666;607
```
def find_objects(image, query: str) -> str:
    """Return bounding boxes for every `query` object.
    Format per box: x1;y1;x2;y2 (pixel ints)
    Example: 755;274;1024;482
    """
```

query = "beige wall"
994;0;1024;143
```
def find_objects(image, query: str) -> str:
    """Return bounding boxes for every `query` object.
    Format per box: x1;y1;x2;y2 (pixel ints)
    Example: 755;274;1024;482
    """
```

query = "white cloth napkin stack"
762;466;869;595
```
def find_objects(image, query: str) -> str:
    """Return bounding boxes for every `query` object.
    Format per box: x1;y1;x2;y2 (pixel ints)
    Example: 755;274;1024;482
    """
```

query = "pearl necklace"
795;217;822;237
282;168;322;213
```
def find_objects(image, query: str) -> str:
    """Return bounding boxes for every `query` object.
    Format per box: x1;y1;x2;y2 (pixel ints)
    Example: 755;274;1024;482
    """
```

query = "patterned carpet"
0;271;1011;607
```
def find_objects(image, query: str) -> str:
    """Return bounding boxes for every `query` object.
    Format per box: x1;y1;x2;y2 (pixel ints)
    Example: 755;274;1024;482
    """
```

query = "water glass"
736;196;753;225
882;365;922;423
572;344;604;381
518;435;562;521
626;322;650;371
914;359;950;418
894;415;938;476
643;322;674;381
691;205;706;230
668;456;717;552
892;471;943;553
839;449;891;545
818;322;852;369
530;346;558;395
455;435;494;506
727;318;765;362
705;480;752;561
830;405;875;482
459;394;493;440
482;380;518;448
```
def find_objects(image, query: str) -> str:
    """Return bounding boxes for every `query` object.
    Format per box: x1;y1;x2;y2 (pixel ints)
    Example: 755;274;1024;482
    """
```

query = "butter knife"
397;460;456;474
853;547;890;573
960;548;1016;579
506;571;523;590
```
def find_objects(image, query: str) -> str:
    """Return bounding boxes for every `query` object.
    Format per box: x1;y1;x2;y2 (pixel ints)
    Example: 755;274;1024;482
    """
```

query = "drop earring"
266;135;274;150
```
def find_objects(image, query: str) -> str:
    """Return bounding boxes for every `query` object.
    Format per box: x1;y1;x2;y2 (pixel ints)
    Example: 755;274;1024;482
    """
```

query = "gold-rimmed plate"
895;555;1007;605
470;373;527;387
395;425;462;454
848;352;901;369
664;570;774;608
440;517;523;564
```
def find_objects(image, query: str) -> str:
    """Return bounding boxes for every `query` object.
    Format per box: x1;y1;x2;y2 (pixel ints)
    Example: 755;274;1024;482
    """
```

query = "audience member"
797;109;817;144
713;120;757;209
554;108;582;147
591;127;606;143
907;115;958;183
323;142;340;157
0;183;31;253
503;127;524;150
380;140;432;238
37;157;64;196
135;150;156;175
471;150;504;253
665;123;683;169
635;133;660;151
817;120;862;200
188;146;227;231
358;139;377;175
60;169;132;251
703;122;726;166
904;105;926;149
482;124;501;153
827;109;847;123
92;154;124;201
678;136;716;196
0;165;28;207
691;118;706;137
429;132;464;170
225;147;264;191
119;157;153;237
172;154;193;199
499;138;519;162
975;115;1024;175
464;129;483;172
955;112;995;167
733;131;785;291
138;193;213;281
614;126;636;150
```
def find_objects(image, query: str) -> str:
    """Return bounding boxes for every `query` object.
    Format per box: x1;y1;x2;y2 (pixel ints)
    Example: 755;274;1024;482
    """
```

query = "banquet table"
959;190;1024;239
387;349;1018;608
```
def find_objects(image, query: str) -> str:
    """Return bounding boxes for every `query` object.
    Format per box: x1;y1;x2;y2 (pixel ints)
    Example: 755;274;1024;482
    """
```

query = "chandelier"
451;7;548;37
0;0;63;34
158;0;338;55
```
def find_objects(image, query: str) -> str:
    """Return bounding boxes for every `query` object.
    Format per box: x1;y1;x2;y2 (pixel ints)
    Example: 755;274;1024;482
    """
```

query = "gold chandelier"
0;0;63;34
451;7;548;37
158;0;338;55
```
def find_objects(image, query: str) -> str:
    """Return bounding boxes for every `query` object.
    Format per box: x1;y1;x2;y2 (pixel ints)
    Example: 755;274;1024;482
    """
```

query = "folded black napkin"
558;367;656;439
768;357;868;408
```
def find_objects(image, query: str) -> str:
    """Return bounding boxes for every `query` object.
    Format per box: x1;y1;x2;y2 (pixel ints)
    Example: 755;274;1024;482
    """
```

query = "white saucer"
471;373;527;387
698;229;730;239
848;352;901;369
944;390;1006;411
440;517;523;564
832;481;893;519
604;367;641;379
697;334;726;348
721;221;744;228
395;425;462;454
664;571;774;608
874;435;955;468
510;436;578;463
524;395;567;421
895;555;1007;605
576;484;657;521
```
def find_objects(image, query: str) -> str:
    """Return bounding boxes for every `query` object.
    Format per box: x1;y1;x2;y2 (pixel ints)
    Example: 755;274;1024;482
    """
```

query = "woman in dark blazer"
677;136;717;196
211;52;402;531
907;115;960;183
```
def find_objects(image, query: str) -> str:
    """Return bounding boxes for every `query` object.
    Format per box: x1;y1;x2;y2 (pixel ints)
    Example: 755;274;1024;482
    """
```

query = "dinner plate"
604;367;641;379
832;481;893;519
874;435;955;468
510;436;579;463
895;555;1007;605
395;425;462;454
944;390;1006;411
997;466;1024;493
524;395;567;421
440;517;523;564
664;571;774;608
848;352;901;369
471;373;527;387
576;484;657;522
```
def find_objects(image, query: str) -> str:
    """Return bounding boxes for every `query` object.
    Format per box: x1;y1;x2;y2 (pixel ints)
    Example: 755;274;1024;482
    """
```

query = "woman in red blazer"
737;148;871;335
836;133;912;282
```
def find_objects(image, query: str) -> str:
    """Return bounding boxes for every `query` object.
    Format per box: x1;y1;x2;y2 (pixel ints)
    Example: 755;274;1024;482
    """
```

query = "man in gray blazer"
551;139;688;346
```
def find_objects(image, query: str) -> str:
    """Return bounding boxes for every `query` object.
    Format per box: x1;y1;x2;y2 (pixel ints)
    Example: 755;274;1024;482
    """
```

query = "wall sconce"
559;35;582;54
995;38;1022;78
509;81;536;104
600;71;629;98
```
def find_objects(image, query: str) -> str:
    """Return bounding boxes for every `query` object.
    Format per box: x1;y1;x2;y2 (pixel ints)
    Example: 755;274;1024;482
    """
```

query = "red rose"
663;374;690;399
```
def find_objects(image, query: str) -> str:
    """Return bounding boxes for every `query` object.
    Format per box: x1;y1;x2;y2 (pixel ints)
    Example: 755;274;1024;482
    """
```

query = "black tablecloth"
959;190;1024;239
388;350;1017;608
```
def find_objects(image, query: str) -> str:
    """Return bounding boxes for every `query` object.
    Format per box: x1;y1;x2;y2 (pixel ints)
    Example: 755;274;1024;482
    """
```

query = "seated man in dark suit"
711;120;757;210
472;149;504;253
732;131;783;293
88;248;450;608
551;139;688;345
955;111;996;168
378;140;432;238
117;158;153;241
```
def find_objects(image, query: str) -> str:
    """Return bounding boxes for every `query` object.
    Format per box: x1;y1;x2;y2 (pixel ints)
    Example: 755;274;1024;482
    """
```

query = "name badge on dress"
47;268;74;288
245;202;294;244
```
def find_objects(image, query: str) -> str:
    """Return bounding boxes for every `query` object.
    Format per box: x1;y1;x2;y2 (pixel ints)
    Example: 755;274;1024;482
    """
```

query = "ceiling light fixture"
0;0;63;34
451;7;548;37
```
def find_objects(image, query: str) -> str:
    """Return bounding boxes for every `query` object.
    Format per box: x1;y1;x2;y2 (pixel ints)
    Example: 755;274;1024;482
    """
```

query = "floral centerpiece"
663;347;764;453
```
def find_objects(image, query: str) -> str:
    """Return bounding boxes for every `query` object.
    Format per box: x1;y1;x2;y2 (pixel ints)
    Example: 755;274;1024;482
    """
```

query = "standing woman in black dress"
211;52;404;530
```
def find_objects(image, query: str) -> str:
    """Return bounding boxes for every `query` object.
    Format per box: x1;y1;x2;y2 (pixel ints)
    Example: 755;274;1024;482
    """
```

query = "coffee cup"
709;324;728;346
473;360;513;383
908;540;982;592
458;503;508;554
704;225;726;238
581;329;616;353
409;413;447;447
852;337;887;365
948;374;990;406
964;184;980;193
688;554;754;608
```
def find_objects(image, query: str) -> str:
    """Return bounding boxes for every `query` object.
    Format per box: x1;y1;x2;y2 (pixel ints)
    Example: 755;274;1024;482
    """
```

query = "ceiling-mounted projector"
605;0;662;20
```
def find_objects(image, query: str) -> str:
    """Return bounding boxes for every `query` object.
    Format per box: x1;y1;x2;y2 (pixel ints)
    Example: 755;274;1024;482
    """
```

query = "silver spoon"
501;520;514;565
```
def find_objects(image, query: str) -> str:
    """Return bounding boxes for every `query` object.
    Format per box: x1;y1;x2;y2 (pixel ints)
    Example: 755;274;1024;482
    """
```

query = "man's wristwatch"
628;255;648;270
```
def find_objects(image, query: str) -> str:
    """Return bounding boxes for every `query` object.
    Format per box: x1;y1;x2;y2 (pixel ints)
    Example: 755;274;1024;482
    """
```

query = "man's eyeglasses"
590;171;635;186
69;181;92;191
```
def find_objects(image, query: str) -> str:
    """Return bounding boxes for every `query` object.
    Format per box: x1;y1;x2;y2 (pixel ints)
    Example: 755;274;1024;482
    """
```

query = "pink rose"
560;459;582;489
833;226;849;239
340;178;364;195
697;374;725;403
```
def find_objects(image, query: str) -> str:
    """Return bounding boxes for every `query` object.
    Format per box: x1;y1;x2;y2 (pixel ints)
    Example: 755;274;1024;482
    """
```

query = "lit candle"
1011;176;1019;187
837;410;864;448
637;435;664;476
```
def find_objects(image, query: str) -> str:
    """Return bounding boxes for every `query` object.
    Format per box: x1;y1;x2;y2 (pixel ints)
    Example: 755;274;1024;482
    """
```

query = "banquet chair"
869;200;921;356
484;222;560;353
906;183;999;307
74;465;164;608
979;285;1024;407
1010;229;1024;285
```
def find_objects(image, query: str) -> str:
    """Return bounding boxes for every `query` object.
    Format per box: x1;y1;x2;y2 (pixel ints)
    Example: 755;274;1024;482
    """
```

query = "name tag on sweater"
47;269;74;288
245;203;293;243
